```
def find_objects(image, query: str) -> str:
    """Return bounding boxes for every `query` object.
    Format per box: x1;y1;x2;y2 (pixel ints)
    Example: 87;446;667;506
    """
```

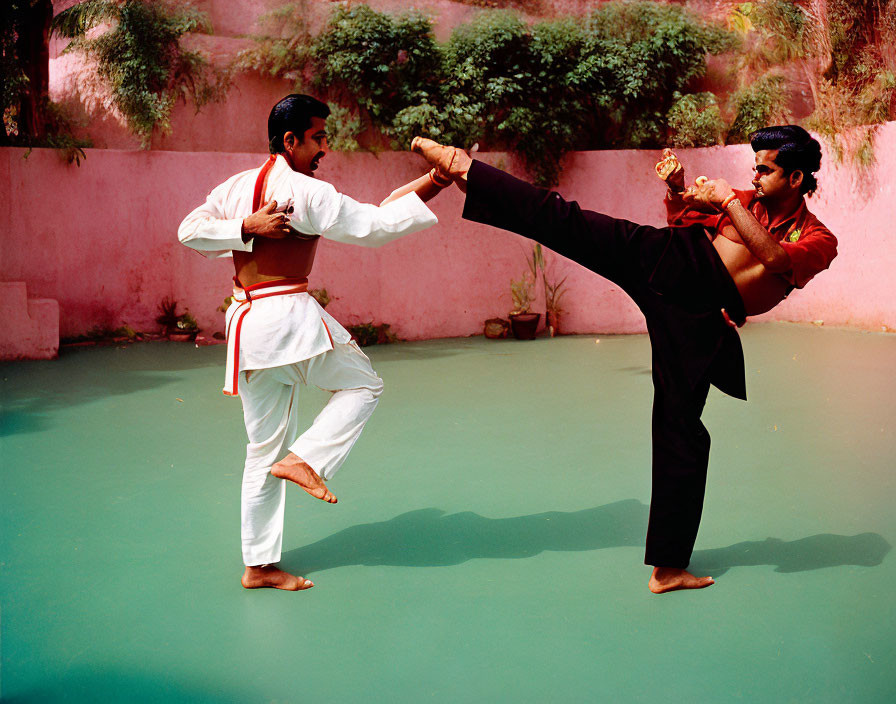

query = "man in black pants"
412;127;837;593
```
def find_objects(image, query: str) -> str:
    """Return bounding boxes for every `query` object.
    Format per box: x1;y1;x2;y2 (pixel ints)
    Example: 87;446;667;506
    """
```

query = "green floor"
1;324;894;703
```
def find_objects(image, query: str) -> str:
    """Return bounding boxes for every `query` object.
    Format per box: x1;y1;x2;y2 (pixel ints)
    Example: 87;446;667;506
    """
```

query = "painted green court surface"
1;324;894;703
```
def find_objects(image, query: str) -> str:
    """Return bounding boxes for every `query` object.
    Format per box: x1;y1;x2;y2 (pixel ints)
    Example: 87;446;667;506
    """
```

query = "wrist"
718;191;737;211
428;168;451;188
241;220;253;243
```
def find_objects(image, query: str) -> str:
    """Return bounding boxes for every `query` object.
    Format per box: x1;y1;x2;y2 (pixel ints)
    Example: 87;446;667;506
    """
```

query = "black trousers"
463;161;747;568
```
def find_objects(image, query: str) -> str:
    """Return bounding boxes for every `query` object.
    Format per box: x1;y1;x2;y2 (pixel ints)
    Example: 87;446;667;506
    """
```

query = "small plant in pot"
544;273;568;337
156;296;200;341
508;274;540;340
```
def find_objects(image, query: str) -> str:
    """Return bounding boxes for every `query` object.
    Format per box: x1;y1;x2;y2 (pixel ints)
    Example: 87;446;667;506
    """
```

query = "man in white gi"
178;94;448;591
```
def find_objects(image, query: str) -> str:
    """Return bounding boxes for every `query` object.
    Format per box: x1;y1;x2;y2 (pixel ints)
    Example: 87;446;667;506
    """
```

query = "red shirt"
665;189;838;289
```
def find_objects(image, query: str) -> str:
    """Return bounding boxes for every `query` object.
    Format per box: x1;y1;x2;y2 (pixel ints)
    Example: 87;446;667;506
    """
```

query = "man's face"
284;116;328;176
752;149;798;200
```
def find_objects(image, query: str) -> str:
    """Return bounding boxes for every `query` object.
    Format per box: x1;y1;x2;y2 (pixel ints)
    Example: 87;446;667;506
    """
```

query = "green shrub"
667;92;725;148
312;4;441;140
53;0;225;147
241;2;734;185
727;75;788;143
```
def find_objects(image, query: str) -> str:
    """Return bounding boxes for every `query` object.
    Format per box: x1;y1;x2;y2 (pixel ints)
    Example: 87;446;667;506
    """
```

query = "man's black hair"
749;125;822;196
268;94;330;154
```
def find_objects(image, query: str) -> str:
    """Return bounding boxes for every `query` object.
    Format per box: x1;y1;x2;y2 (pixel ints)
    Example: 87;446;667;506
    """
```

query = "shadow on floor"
283;500;649;574
690;533;892;576
283;500;891;577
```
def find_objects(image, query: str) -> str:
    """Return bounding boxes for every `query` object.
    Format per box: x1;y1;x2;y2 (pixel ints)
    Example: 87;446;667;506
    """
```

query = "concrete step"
0;282;59;360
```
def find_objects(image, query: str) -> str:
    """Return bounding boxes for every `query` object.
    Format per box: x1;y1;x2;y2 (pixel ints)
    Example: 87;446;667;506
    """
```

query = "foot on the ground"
648;567;714;594
271;453;337;503
242;564;313;591
411;137;472;184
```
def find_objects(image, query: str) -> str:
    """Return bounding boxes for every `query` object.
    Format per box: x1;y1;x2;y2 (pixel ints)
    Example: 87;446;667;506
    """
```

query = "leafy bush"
580;2;734;148
727;75;789;143
667;92;725;148
53;0;226;147
729;0;896;162
240;2;734;185
237;0;893;176
312;4;442;143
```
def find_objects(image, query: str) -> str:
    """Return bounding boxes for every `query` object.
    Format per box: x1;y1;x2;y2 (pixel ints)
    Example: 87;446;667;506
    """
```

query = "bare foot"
648;567;714;594
271;453;337;503
411;137;472;187
242;564;313;591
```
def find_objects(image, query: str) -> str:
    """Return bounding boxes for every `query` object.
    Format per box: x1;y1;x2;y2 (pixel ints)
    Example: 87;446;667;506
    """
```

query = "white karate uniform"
178;155;437;565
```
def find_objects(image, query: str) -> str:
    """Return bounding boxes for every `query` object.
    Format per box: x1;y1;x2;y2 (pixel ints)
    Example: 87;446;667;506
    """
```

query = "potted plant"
508;273;540;339
170;311;200;341
543;271;568;337
156;296;200;341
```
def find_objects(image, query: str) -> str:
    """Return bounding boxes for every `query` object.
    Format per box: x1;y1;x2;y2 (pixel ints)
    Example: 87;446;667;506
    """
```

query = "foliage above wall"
236;0;896;181
52;0;226;148
239;1;733;185
727;0;896;164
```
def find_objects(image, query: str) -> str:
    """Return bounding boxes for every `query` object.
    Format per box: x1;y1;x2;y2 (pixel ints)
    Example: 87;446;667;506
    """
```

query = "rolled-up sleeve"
303;184;438;247
178;182;253;259
779;225;838;289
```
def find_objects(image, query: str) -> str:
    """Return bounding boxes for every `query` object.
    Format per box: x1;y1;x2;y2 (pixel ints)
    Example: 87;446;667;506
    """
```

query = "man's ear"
282;131;297;150
789;170;804;190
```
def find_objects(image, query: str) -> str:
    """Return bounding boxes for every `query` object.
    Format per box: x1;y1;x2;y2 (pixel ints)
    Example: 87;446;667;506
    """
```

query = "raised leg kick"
412;126;837;594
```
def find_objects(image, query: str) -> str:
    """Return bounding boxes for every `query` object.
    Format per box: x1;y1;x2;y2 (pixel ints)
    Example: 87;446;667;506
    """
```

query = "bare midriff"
233;237;320;288
712;226;790;316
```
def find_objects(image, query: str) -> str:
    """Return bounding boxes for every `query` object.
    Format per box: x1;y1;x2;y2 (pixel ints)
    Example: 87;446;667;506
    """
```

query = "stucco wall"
2;126;893;340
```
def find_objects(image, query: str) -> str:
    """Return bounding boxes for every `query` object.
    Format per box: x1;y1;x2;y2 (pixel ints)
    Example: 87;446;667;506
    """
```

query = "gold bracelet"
720;192;737;210
429;168;452;188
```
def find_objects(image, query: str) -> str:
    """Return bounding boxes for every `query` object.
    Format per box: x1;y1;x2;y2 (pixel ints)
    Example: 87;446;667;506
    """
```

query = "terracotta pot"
167;328;198;342
484;317;510;339
509;312;540;340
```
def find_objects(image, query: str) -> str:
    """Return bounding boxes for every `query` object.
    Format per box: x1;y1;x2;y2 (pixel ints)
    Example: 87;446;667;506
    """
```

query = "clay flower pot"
509;312;540;340
167;327;198;342
484;318;510;339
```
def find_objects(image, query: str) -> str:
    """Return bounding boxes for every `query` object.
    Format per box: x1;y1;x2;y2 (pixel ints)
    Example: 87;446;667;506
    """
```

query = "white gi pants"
238;340;384;566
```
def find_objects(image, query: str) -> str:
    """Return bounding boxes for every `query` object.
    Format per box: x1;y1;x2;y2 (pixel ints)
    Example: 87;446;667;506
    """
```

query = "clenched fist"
655;148;685;193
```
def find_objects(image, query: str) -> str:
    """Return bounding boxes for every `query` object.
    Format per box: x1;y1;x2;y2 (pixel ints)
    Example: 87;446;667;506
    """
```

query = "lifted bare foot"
411;137;472;185
242;564;313;591
271;453;337;503
648;567;714;594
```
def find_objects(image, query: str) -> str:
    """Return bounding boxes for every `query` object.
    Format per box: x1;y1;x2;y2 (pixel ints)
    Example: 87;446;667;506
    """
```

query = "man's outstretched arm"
379;170;451;206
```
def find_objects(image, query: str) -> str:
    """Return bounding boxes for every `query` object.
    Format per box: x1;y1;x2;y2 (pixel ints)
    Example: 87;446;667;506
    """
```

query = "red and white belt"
223;279;308;396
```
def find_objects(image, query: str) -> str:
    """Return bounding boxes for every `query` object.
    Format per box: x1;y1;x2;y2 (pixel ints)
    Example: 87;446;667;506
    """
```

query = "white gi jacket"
178;155;438;375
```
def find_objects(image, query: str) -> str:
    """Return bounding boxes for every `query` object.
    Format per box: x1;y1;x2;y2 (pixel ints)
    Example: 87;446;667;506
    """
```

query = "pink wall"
2;126;894;340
